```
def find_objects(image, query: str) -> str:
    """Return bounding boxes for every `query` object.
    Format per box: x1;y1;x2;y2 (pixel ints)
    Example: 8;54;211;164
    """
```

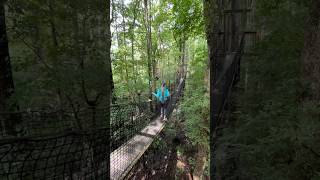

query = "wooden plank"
110;117;166;180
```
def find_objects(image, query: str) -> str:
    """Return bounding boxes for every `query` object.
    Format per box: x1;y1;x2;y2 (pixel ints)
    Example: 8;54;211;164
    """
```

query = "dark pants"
160;101;168;117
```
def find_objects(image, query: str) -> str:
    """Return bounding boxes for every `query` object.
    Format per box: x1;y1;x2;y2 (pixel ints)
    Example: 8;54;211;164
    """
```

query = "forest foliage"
111;0;204;99
4;0;210;161
6;0;110;110
6;0;319;179
111;0;210;177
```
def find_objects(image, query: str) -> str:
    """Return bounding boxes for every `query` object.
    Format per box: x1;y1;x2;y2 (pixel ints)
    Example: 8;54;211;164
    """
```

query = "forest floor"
176;155;193;180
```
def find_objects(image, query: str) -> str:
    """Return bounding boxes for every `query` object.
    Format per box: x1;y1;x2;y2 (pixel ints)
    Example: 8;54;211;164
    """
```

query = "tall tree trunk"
230;0;241;51
120;1;131;98
101;0;113;177
148;0;157;108
181;36;186;77
144;0;153;111
0;2;14;111
110;0;115;99
0;1;19;136
131;0;138;89
204;0;220;178
106;0;112;118
301;0;320;102
110;66;116;104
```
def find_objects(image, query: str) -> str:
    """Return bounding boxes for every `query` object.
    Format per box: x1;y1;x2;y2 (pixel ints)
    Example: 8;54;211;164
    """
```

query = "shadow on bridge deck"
110;116;166;180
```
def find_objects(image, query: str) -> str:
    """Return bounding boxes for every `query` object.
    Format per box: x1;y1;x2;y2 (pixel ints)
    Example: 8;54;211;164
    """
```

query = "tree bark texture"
144;0;154;111
301;0;320;102
204;0;220;177
0;2;14;111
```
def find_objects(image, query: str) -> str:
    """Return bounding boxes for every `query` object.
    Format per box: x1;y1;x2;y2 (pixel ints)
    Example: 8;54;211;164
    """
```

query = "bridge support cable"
209;0;254;177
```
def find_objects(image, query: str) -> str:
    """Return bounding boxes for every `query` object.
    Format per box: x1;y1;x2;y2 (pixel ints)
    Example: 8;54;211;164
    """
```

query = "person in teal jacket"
152;80;170;120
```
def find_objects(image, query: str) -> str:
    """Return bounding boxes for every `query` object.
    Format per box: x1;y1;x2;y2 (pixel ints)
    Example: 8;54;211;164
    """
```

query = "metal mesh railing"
0;100;155;180
166;78;185;117
0;108;108;138
110;102;153;152
0;128;109;179
0;107;109;180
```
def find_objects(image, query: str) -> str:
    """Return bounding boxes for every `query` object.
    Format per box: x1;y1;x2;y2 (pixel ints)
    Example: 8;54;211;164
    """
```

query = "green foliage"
7;0;110;109
181;37;209;148
111;0;204;101
111;0;183;99
163;0;204;37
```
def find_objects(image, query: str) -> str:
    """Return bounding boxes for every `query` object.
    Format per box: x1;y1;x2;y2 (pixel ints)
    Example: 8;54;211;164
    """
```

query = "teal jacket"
152;87;170;103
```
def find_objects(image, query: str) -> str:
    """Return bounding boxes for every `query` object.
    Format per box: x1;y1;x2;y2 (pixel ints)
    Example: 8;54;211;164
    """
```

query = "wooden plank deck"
110;117;166;180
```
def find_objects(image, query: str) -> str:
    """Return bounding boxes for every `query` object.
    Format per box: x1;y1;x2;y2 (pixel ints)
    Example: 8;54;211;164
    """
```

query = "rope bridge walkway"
0;75;185;179
110;77;185;180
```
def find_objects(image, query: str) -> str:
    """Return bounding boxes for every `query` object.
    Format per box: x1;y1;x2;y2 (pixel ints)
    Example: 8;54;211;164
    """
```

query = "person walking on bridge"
152;80;170;120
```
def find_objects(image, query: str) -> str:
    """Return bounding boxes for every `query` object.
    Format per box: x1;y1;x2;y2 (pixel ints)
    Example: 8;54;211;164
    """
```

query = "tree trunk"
144;0;153;111
131;0;138;88
106;0;112;178
204;0;220;178
148;0;157;109
301;0;320;102
230;0;241;51
0;1;20;136
110;0;115;100
0;2;14;111
179;36;186;77
120;1;131;97
106;0;112;114
110;66;116;104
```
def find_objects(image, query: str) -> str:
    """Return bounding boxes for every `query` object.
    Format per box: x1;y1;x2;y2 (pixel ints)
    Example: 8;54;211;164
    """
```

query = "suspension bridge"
0;72;185;179
110;77;185;179
0;0;258;179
